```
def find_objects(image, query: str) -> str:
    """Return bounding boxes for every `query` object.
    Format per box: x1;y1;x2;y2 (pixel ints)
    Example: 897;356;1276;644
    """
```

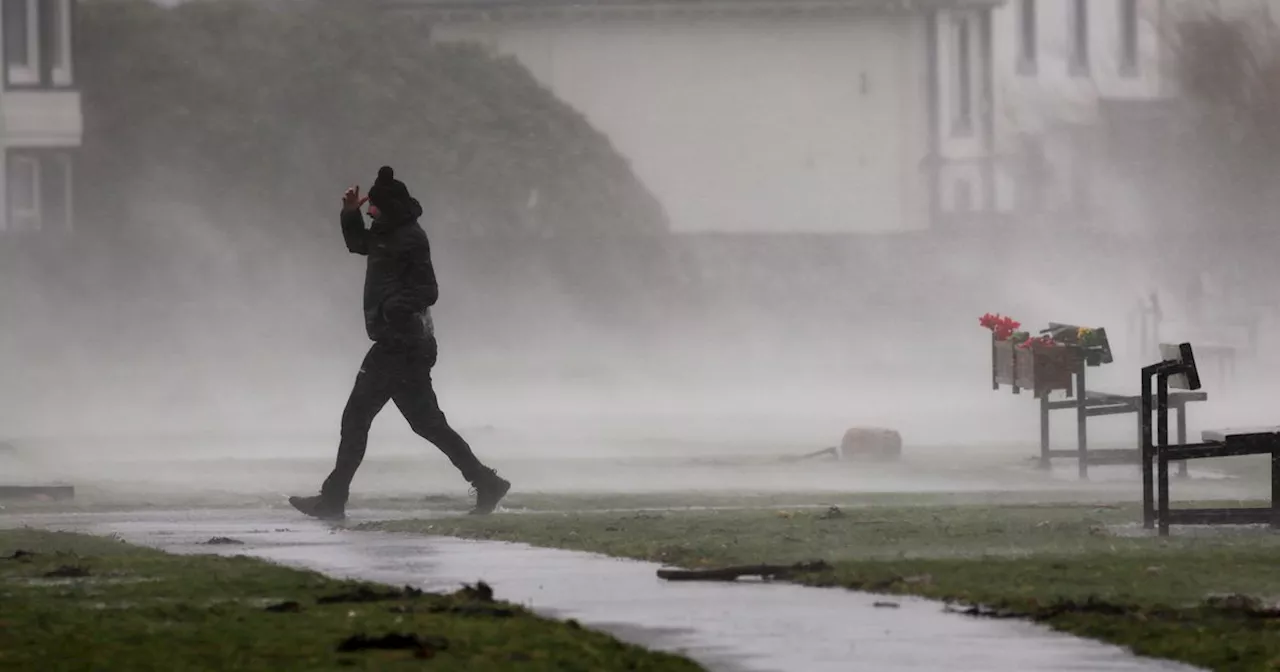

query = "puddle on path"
0;509;1203;672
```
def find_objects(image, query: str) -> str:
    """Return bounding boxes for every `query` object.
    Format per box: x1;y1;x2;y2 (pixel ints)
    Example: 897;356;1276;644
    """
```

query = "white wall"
1;91;82;146
992;0;1165;143
953;0;1170;221
980;0;1280;223
435;16;931;234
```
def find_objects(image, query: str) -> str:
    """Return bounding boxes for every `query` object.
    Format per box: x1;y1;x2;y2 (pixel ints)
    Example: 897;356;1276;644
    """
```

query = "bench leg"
1175;405;1189;479
1039;394;1050;470
1076;369;1088;480
1272;450;1280;531
1158;451;1171;537
1141;412;1154;529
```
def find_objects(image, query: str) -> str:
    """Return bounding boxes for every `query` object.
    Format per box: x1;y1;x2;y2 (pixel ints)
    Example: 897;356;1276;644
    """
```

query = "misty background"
1;1;1278;485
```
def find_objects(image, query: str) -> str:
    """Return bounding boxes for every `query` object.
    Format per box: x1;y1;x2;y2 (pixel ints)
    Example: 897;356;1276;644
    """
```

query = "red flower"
1018;335;1056;350
980;313;1021;341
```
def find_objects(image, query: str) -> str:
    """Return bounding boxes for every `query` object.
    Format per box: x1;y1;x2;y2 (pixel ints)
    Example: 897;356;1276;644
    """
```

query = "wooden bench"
1039;387;1207;478
1140;344;1280;536
983;322;1203;478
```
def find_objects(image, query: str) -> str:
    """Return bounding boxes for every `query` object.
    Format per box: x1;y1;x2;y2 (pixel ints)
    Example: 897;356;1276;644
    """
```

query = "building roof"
382;0;1004;22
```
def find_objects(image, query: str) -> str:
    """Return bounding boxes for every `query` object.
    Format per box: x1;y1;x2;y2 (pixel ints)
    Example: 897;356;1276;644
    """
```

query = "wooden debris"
777;447;839;463
44;565;91;578
203;537;244;546
657;561;831;582
818;506;845;520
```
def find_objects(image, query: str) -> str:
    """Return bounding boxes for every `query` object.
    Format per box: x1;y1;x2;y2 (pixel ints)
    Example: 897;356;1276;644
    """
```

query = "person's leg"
391;338;509;513
318;343;394;506
390;339;486;481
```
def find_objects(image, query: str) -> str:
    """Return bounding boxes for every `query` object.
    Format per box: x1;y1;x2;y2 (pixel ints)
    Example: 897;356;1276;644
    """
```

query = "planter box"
993;339;1018;387
1045;323;1114;367
1014;346;1079;396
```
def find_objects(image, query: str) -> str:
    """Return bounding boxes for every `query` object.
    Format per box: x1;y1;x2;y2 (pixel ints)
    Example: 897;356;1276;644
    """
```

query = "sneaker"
468;470;511;516
288;495;346;521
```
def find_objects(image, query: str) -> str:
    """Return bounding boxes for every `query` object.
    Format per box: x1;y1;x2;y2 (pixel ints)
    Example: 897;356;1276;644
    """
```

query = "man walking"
290;167;510;519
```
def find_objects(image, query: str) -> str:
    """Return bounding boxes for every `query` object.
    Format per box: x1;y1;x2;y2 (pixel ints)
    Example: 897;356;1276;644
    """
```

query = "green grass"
369;502;1280;671
0;529;702;671
0;487;1159;519
367;489;1153;514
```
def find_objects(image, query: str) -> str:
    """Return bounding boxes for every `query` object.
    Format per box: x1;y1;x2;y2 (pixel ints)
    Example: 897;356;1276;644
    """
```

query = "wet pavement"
5;508;1202;672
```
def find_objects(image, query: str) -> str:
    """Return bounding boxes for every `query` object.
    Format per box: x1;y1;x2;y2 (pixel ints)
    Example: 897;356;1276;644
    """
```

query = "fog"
2;1;1277;501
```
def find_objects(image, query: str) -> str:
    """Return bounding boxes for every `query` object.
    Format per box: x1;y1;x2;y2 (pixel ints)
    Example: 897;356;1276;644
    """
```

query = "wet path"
7;509;1201;672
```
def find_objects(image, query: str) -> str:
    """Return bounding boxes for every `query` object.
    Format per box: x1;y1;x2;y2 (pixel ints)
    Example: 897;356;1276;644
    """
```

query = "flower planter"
984;315;1106;395
1014;346;1079;397
993;339;1018;387
1044;324;1114;368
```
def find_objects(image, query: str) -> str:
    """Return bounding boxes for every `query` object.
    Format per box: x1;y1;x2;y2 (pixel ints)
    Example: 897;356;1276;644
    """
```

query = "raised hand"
342;185;369;212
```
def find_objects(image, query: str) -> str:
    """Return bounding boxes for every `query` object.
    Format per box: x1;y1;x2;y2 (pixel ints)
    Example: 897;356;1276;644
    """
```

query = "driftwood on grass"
776;447;838;463
657;561;831;582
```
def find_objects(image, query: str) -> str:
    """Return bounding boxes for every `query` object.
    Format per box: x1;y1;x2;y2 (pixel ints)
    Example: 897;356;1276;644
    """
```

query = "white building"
987;0;1280;224
0;0;80;235
995;0;1167;132
387;0;1005;234
978;0;1166;221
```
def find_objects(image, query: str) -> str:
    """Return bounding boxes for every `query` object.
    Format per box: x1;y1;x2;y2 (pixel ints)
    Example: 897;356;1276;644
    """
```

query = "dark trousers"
321;338;486;504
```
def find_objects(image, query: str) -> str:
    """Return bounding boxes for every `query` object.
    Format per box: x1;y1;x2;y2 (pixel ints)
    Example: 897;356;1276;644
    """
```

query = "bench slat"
1085;390;1208;402
1047;448;1138;464
1202;427;1280;442
1165;508;1277;526
1086;405;1142;418
1162;442;1277;460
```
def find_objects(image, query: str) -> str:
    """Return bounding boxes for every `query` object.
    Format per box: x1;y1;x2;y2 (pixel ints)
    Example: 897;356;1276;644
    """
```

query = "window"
1069;0;1089;76
1119;0;1139;77
6;153;39;232
4;150;73;233
1017;0;1037;75
4;0;37;85
953;16;973;136
48;0;71;85
3;0;73;88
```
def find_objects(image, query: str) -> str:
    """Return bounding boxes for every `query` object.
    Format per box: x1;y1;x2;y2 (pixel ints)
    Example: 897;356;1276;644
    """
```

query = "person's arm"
339;185;370;256
382;229;439;326
340;208;370;256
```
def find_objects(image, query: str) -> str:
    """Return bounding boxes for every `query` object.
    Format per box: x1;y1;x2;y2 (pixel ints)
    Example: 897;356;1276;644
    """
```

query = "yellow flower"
1078;327;1094;339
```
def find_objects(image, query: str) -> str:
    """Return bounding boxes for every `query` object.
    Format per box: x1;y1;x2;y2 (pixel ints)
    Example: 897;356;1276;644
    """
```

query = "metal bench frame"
1036;359;1207;479
1139;345;1280;536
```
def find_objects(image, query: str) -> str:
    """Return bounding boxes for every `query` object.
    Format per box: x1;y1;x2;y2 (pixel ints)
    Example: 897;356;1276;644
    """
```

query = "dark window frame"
1118;0;1139;77
3;0;76;91
1017;0;1037;76
953;15;974;137
1068;0;1090;77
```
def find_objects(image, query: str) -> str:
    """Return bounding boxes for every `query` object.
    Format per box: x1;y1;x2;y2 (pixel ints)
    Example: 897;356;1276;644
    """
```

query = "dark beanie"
368;165;412;210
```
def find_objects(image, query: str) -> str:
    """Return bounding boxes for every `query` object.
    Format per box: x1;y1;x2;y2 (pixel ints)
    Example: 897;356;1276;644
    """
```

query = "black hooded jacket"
340;197;438;343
